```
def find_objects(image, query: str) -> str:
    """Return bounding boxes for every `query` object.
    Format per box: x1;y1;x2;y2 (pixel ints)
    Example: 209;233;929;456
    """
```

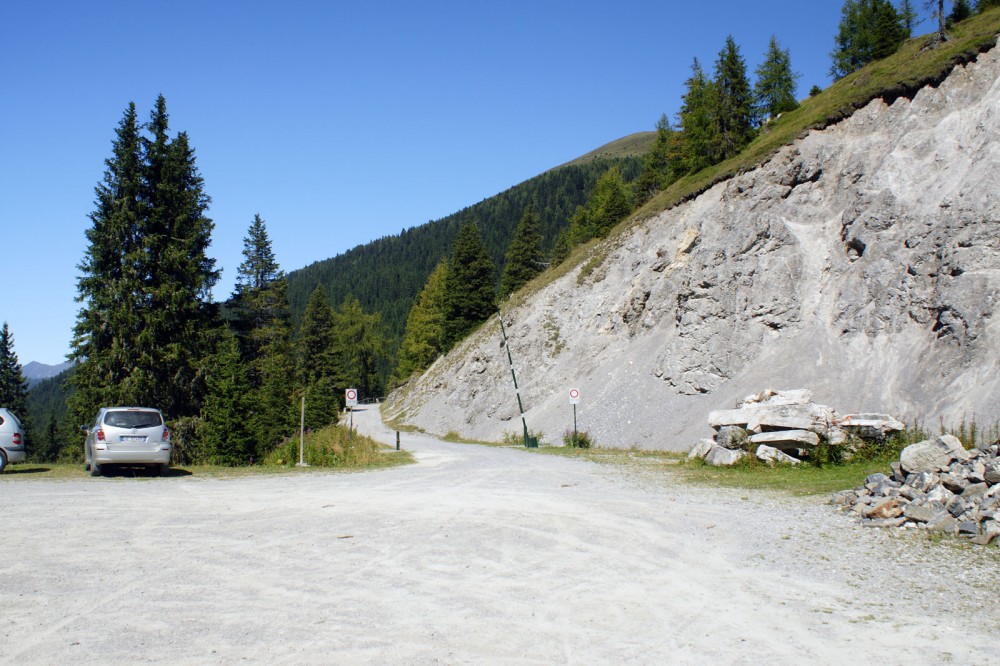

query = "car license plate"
120;436;146;443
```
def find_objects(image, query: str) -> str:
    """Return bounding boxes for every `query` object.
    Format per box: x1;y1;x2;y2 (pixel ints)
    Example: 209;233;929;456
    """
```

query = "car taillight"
162;428;170;440
96;429;105;441
12;433;21;446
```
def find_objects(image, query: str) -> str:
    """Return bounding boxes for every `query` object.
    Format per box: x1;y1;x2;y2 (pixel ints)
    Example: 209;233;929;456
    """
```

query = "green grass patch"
533;444;895;496
264;423;413;469
670;457;894;496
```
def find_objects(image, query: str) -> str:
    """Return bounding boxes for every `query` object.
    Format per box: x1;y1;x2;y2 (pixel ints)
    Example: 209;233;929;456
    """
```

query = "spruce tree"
634;115;675;202
0;323;29;423
200;329;254;465
713;36;757;160
586;166;634;239
331;296;387;401
500;204;545;298
69;98;219;425
392;260;448;385
550;228;572;266
830;1;908;79
676;58;719;175
231;214;295;456
142;121;220;417
297;285;339;428
948;0;973;25
443;221;497;348
754;36;800;121
69;102;146;426
899;0;919;34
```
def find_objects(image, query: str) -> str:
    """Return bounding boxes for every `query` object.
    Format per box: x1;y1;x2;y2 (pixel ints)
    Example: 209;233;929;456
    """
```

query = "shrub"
167;416;206;465
502;429;546;446
263;424;388;468
563;429;594;448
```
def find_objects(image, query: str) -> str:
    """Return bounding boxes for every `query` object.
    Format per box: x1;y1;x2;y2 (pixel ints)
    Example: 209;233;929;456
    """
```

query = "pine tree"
676;58;719;175
500;204;545;298
392;260;448;385
443;221;497;348
0;323;29;423
634;115;675;202
754;36;800;121
713;36;757;160
830;1;908;79
977;0;1000;13
199;330;254;465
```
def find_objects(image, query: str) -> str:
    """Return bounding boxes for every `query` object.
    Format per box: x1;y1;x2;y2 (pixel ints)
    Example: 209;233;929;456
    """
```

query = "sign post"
569;388;580;444
346;388;358;437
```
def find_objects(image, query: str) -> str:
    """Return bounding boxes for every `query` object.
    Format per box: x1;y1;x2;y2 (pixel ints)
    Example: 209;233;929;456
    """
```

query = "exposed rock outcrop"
386;42;1000;450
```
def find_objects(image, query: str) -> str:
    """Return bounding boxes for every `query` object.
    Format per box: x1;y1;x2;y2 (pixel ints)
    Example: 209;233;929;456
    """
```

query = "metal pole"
497;308;530;446
297;393;308;467
396;431;400;451
573;403;577;444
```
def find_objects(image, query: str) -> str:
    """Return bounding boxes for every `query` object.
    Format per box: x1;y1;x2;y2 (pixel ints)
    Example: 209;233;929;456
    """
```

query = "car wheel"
84;450;91;472
90;461;103;477
152;464;169;477
0;450;8;473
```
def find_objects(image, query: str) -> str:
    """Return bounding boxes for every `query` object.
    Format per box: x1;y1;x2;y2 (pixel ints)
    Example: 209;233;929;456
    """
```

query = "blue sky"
1;0;935;366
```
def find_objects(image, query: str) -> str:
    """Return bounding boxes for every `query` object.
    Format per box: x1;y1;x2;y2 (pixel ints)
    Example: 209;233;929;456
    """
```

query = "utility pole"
497;308;535;447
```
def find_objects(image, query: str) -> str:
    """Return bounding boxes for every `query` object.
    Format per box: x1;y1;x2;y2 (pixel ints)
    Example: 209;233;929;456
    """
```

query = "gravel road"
2;406;997;664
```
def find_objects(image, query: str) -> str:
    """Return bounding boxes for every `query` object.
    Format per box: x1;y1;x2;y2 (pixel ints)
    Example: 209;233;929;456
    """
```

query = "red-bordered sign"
346;388;358;406
569;388;580;404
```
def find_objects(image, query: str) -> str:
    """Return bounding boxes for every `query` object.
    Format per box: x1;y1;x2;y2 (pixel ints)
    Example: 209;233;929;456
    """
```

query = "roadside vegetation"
536;418;998;497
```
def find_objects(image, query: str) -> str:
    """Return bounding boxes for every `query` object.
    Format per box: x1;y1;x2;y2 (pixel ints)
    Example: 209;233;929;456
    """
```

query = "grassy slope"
559;131;656;168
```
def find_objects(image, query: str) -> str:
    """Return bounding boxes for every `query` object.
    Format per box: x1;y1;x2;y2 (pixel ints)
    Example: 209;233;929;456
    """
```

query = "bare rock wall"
386;42;1000;450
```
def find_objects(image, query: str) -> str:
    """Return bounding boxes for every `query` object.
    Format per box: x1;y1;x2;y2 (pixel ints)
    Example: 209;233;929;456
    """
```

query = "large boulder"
687;439;715;460
715;425;749;450
900;435;970;473
755;444;801;465
704;445;747;467
749;429;820;449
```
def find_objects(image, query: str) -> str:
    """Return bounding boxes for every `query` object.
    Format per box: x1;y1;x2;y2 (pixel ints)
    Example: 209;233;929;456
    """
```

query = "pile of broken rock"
688;389;903;466
832;435;1000;546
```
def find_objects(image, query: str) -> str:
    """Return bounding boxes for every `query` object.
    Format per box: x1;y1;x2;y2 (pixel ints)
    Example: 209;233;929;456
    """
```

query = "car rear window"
104;410;163;429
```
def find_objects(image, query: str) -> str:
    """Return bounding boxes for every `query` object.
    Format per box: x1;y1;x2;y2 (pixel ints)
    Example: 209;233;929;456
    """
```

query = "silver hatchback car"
84;407;171;476
0;407;28;473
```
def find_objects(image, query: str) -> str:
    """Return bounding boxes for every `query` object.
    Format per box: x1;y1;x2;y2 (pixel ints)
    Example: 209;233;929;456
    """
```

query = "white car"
0;407;27;472
84;407;171;476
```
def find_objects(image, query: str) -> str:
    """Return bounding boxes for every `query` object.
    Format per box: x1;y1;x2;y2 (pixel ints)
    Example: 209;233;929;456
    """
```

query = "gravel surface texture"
2;406;998;664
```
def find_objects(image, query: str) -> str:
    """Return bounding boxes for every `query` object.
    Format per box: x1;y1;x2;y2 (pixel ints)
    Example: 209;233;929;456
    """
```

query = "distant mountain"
23;361;73;386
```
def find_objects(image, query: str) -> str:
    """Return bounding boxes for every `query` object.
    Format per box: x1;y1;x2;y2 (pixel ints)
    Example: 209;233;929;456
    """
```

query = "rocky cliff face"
385;42;1000;450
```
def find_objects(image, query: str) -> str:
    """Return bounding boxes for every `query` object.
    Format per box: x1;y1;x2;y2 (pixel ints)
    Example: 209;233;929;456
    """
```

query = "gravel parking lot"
2;406;998;664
